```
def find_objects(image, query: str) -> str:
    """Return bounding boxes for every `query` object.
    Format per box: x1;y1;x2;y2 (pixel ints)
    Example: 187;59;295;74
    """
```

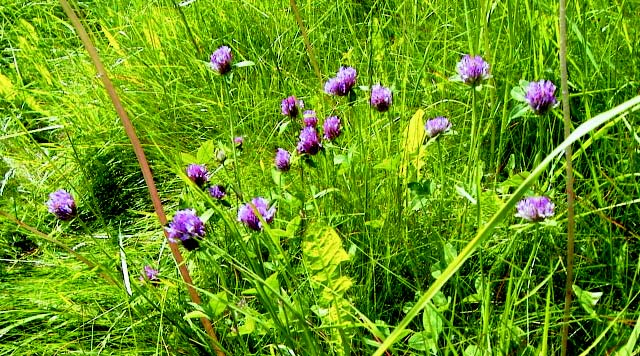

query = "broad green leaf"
400;109;425;177
572;284;602;319
303;226;349;279
196;140;215;163
407;332;434;351
237;316;257;335
208;291;228;317
443;243;457;266
510;83;526;102
422;303;443;353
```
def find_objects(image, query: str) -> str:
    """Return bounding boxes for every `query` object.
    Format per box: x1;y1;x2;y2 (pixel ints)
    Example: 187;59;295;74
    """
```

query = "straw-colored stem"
559;0;576;353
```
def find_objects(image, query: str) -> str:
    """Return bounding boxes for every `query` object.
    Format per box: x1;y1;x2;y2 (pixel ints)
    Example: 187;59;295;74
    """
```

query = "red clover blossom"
370;84;392;112
324;66;357;96
425;117;452;138
208;185;226;199
186;164;209;187
456;54;490;86
515;196;555;222
166;209;205;250
210;46;233;75
47;189;77;221
322;116;342;141
237;197;276;231
275;148;291;171
281;96;304;118
303;110;318;127
296;126;321;155
525;80;558;115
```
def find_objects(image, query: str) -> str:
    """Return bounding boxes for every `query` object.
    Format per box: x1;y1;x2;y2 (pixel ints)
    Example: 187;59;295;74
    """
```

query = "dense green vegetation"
1;0;639;354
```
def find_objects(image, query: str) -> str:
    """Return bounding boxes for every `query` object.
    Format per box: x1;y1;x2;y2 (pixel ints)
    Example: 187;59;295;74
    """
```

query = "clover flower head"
296;126;321;155
237;197;276;231
210;46;233;75
324;66;357;96
186;164;209;187
281;96;304;118
456;54;490;86
370;84;392;112
47;189;77;221
425;117;452;138
515;196;555;222
208;185;226;199
275;148;291;171
303;110;318;127
233;136;244;148
525;80;558;115
142;265;159;281
323;116;342;141
166;209;205;246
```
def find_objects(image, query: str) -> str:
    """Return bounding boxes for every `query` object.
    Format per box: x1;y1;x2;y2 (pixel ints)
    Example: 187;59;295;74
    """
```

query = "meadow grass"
1;0;639;355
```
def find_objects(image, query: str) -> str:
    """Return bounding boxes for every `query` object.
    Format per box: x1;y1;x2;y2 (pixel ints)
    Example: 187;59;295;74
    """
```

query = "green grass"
1;0;639;354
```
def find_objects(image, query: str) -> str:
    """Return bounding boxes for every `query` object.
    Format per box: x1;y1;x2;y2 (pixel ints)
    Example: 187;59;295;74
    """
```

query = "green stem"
222;77;244;202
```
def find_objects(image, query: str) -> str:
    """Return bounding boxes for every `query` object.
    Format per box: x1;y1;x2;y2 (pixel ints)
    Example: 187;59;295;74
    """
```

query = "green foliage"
0;0;639;354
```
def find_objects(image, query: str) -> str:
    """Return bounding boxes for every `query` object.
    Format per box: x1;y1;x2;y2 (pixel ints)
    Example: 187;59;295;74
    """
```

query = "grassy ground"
1;0;639;354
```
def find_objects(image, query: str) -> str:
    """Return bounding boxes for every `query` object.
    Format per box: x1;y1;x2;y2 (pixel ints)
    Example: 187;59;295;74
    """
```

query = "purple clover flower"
370;84;392;112
456;54;490;86
322;116;342;141
324;66;357;96
515;196;555;222
525;80;558;115
47;189;77;221
142;265;159;282
303;110;318;127
166;209;205;249
210;46;233;75
208;185;227;199
297;126;321;155
233;136;244;149
425;117;452;138
275;148;291;171
237;197;276;231
186;164;209;187
281;96;304;118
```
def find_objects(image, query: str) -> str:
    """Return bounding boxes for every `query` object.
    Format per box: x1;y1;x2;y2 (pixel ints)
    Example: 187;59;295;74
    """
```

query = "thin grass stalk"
290;0;323;87
372;95;640;356
57;1;224;354
558;0;576;353
222;78;244;202
0;210;118;286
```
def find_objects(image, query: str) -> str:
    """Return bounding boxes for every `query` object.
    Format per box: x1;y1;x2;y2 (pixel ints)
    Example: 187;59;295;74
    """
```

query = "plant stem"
289;0;322;88
559;0;576;352
223;77;244;202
